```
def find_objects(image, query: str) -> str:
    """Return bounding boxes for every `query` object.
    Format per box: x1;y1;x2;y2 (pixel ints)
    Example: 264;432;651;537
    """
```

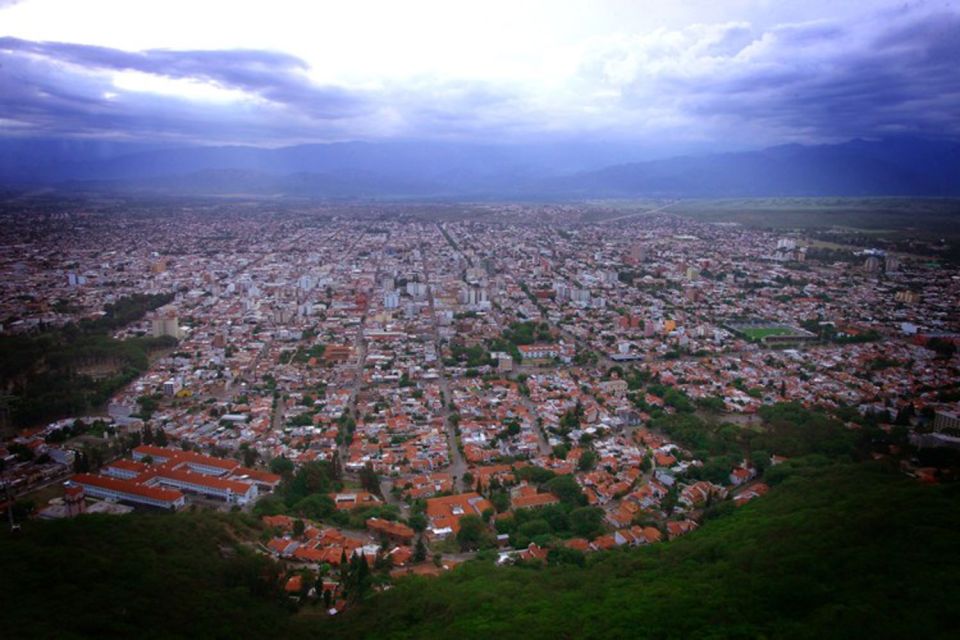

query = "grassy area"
739;326;797;340
671;197;960;236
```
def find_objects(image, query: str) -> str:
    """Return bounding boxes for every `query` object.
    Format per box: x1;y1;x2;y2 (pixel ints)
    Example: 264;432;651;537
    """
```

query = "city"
2;0;959;638
2;197;958;629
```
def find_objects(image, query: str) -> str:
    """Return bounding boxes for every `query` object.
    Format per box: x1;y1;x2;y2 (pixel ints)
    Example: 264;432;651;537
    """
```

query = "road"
420;226;468;491
336;230;384;479
595;201;677;224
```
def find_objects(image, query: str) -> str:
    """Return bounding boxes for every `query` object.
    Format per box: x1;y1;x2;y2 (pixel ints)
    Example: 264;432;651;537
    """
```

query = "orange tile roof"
512;492;560;510
71;473;183;503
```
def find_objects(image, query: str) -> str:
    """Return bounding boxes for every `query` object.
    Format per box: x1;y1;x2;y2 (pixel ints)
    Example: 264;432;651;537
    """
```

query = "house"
729;466;755;486
666;519;698;539
679;481;727;507
367;517;415;545
331;491;382;510
425;492;493;536
510;484;560;510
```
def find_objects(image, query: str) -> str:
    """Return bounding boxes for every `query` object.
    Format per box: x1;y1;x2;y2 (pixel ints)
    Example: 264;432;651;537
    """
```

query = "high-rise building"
151;308;181;339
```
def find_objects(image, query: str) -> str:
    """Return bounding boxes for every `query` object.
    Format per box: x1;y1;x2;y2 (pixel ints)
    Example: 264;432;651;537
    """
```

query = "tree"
662;484;679;515
578;449;598;472
239;444;258;468
344;552;372;602
413;536;427;563
641;455;653;472
407;512;427;532
293;519;305;538
547;547;586;567
269;455;295;477
293;494;335;520
360;463;381;497
570;506;605;538
546;474;586;506
491;490;511;513
456;515;490;551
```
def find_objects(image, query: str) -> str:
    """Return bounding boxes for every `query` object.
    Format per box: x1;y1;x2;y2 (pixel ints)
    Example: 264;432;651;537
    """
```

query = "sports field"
739;326;798;340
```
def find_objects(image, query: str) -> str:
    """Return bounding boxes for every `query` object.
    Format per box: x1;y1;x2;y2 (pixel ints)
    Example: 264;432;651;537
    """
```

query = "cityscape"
1;1;959;639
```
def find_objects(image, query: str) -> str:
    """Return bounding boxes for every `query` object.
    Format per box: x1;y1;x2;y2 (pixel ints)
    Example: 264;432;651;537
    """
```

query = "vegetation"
0;512;299;640
321;463;960;639
0;293;175;426
3;462;958;639
739;326;799;341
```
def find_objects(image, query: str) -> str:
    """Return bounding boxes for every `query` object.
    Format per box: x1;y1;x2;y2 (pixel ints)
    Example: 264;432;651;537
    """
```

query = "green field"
740;326;798;340
670;197;960;236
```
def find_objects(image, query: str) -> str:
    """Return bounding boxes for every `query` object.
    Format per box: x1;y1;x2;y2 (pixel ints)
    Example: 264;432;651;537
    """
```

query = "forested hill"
319;462;960;639
2;461;957;639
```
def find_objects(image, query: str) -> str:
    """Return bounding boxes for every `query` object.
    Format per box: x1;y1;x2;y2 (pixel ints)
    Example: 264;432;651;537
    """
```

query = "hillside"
320;462;960;639
1;463;957;639
0;512;300;640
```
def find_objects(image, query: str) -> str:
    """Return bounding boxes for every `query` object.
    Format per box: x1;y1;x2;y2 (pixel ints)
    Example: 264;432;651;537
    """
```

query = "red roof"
285;575;303;593
71;473;183;503
106;459;149;472
512;492;560;510
367;517;415;540
154;466;253;493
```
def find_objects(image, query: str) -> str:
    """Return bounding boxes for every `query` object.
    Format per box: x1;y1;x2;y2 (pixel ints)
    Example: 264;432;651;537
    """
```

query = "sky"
0;0;958;152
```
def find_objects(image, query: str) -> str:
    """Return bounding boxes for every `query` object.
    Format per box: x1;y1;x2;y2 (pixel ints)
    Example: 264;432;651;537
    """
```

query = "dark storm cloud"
0;37;363;120
587;8;960;144
0;36;532;143
0;3;958;146
642;13;956;141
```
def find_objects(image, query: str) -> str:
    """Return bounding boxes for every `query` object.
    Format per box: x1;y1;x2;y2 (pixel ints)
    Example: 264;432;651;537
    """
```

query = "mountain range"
0;136;957;199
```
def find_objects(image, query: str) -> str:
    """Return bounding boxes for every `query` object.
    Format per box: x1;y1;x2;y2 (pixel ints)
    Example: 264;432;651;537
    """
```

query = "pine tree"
414;536;427;563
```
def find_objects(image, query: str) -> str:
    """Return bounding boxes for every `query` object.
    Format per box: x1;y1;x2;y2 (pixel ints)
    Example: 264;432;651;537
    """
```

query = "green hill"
320;463;960;639
0;512;299;640
1;463;958;639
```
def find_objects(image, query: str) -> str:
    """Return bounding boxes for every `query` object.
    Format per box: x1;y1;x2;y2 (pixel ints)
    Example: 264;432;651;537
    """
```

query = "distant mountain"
550;138;960;198
0;136;957;198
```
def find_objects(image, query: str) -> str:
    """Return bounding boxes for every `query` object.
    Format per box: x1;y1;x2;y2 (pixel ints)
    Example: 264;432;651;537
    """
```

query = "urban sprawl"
2;201;958;610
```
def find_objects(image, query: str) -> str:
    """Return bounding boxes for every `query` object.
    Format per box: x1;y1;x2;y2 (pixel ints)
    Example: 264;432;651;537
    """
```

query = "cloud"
577;7;960;144
0;1;958;148
0;37;364;121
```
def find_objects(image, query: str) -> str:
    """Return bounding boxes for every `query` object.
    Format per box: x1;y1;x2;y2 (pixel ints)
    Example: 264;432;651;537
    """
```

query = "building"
70;473;186;510
117;446;281;505
425;492;493;537
517;344;559;361
151;307;181;339
367;517;415;545
895;290;920;304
